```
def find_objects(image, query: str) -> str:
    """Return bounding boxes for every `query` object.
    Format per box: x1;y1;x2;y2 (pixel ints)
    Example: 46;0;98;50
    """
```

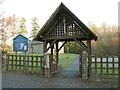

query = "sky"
0;0;119;37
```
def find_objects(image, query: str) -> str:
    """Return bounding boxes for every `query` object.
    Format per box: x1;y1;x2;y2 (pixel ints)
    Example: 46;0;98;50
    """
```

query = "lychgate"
33;2;97;77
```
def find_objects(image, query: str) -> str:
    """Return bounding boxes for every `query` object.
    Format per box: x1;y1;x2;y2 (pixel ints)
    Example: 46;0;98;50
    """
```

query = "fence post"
44;53;51;77
0;50;1;90
79;54;82;78
0;50;2;70
81;51;88;79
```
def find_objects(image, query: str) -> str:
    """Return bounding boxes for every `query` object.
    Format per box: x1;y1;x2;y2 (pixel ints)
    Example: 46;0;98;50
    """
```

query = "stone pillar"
0;50;2;70
81;51;88;79
44;53;51;77
0;50;2;90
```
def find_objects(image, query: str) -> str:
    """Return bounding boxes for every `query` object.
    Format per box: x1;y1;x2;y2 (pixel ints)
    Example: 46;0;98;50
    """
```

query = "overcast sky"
0;0;119;37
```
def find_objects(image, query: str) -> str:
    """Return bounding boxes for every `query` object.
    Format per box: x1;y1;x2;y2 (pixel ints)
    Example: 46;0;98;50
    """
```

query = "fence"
91;56;118;77
2;53;9;71
6;54;44;74
49;55;57;75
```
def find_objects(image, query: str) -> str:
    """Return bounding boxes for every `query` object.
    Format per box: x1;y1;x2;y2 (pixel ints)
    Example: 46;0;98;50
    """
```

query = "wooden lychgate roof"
34;2;97;41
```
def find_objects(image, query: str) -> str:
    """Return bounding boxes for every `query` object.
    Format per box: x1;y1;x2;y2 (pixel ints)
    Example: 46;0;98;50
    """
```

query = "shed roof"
34;2;97;41
13;34;28;40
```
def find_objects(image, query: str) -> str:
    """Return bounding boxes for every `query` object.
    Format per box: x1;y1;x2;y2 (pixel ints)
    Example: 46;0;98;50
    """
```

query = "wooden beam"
45;15;63;37
56;41;59;64
44;35;88;41
80;40;87;49
45;39;57;53
87;39;92;78
58;41;67;52
44;41;48;53
64;14;88;36
49;42;54;55
74;38;88;51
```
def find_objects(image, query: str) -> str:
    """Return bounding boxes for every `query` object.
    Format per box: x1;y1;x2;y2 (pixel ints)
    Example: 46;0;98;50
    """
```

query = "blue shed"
13;34;28;52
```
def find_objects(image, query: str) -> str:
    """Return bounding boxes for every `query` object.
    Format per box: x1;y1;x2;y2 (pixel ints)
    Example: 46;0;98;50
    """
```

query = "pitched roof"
13;34;28;40
34;2;97;41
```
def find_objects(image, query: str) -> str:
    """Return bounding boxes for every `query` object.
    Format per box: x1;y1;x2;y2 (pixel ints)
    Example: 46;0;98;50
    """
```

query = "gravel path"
2;56;118;88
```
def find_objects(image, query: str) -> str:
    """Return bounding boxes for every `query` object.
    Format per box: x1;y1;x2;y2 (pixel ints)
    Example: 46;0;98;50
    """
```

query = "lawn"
59;53;77;69
7;53;77;71
27;53;78;69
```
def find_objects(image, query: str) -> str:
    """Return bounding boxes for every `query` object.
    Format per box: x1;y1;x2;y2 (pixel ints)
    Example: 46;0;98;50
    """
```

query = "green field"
59;53;77;69
7;53;77;70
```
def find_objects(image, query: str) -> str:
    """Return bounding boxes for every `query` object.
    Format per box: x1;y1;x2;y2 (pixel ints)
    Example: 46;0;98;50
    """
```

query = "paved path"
2;56;118;88
53;56;80;79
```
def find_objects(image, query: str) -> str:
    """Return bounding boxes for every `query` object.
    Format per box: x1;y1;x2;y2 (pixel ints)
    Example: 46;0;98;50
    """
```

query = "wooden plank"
49;55;52;76
36;56;38;72
95;56;97;74
74;38;88;51
113;57;115;77
15;55;17;70
45;39;57;52
44;35;88;41
106;56;108;76
31;56;33;70
79;54;82;78
19;55;21;70
40;56;43;75
44;41;47;53
56;41;58;65
58;41;67;52
11;55;13;69
26;55;28;70
100;56;103;75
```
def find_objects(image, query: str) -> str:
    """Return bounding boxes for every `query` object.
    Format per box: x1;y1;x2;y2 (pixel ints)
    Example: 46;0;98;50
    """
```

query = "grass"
59;53;77;69
6;53;118;78
91;61;118;77
7;53;77;71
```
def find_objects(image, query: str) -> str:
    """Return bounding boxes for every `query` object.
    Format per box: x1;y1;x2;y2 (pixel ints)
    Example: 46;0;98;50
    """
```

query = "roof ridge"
33;2;97;41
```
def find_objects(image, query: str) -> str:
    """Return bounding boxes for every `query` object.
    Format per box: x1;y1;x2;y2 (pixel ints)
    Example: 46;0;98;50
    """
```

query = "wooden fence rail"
49;54;57;76
91;56;118;77
6;54;44;74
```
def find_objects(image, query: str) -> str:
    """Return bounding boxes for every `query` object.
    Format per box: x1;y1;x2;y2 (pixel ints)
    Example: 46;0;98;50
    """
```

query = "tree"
0;18;7;51
88;22;97;34
30;17;40;39
6;15;18;38
90;22;118;56
18;17;27;35
0;15;19;51
64;41;82;54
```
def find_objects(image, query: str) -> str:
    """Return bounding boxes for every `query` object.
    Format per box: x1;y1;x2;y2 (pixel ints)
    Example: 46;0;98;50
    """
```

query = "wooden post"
50;42;53;56
56;41;59;69
6;54;9;71
43;40;47;75
79;54;82;78
40;56;43;75
36;56;38;72
12;55;13;70
44;41;47;53
19;55;21;70
87;40;92;78
50;42;54;76
15;52;17;70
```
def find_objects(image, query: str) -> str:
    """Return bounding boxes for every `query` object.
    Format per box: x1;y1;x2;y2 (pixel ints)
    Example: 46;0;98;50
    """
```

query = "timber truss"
34;2;97;77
